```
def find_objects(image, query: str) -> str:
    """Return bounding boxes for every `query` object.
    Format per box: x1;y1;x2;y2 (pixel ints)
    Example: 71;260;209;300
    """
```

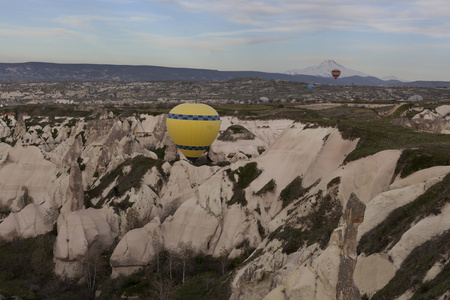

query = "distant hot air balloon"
133;84;141;93
331;69;341;80
307;84;314;92
166;103;221;163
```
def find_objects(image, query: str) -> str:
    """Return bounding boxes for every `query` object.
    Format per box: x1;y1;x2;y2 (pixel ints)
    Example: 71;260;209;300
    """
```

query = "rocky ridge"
0;104;449;299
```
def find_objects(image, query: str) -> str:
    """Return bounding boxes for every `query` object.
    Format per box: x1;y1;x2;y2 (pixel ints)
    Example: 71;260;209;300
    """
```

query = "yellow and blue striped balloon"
166;103;220;162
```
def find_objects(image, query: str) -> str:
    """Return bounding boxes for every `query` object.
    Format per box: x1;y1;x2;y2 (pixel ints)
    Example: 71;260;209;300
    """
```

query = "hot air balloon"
307;84;314;92
331;69;341;80
166;103;221;163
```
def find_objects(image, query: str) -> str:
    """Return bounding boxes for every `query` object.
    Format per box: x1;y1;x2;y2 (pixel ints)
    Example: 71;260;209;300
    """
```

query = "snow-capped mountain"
381;75;410;82
285;60;371;78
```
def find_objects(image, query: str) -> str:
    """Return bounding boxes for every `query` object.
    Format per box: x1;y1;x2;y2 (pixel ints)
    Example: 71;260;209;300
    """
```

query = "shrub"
254;179;276;196
0;204;11;218
270;192;342;254
126;207;140;231
153;145;166;160
358;173;450;255
218;125;255;141
17;186;33;210
327;177;341;189
227;162;262;206
372;229;450;300
394;145;450;178
279;176;308;208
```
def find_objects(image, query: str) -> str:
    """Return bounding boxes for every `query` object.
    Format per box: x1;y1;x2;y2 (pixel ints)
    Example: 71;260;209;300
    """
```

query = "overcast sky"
2;0;450;81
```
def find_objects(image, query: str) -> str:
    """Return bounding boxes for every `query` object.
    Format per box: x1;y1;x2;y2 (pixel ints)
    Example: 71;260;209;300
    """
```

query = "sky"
1;0;450;81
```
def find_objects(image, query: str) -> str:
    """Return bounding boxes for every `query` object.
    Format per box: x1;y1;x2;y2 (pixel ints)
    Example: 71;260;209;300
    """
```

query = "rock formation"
0;105;449;299
336;193;365;300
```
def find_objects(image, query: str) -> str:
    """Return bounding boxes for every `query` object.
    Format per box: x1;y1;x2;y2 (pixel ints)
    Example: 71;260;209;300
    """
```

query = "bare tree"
43;206;59;228
177;242;195;285
219;247;230;275
167;247;176;280
152;234;163;274
150;275;175;300
125;207;140;232
83;246;106;293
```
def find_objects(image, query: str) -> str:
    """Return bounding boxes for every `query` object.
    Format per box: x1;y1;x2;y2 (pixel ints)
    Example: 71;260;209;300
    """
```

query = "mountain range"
0;61;449;88
285;59;371;78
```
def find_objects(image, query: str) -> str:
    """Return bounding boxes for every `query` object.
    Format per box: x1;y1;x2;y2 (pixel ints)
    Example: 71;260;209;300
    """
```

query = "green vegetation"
217;124;255;141
327;176;341;189
254;179;276;196
0;233;114;300
98;249;234;300
0;233;80;300
85;155;168;207
270;192;342;254
394;145;450;178
335;118;450;163
110;195;133;214
411;256;450;300
231;162;262;190
17;186;34;210
227;162;262;206
358;173;450;255
1;104;91;119
279;176;309;208
372;229;450;300
214;102;450;166
153;145;167;160
0;204;11;217
0;233;238;300
75;130;87;145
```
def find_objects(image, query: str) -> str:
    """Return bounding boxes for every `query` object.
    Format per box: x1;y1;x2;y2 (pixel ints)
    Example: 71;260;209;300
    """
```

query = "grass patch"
333;118;450;163
358;173;450;255
327;176;341;189
229;161;262;189
270;192;342;254
279;176;309;208
227;162;262;206
372;229;450;300
153;145;167;160
394;145;450;178
254;179;276;196
411;258;450;300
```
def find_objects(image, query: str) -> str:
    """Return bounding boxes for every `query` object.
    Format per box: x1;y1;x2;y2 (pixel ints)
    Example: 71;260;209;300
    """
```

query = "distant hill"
0;62;449;87
285;59;371;78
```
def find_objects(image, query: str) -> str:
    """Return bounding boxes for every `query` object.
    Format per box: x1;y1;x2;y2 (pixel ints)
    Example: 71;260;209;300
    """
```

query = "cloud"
150;0;450;39
132;30;289;53
54;14;149;31
0;26;78;38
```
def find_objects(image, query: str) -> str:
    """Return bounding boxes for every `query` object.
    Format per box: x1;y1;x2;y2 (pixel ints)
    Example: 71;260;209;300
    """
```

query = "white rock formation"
110;218;162;278
0;203;52;241
54;208;116;278
0;110;449;300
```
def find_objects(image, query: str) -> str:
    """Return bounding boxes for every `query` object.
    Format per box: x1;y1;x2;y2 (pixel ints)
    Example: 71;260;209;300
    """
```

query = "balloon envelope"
307;84;314;92
166;103;220;162
331;69;341;80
